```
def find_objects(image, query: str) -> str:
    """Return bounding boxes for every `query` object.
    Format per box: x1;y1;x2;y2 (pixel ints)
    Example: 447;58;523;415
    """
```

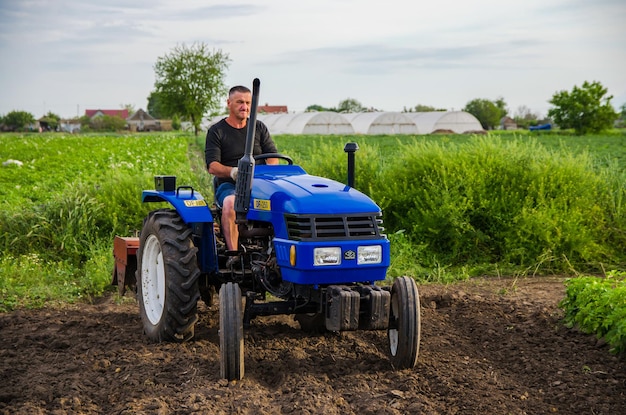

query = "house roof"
85;109;129;119
258;104;288;114
127;108;155;121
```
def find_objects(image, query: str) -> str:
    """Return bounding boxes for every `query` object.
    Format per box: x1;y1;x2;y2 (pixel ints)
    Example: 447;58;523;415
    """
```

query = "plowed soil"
1;276;624;415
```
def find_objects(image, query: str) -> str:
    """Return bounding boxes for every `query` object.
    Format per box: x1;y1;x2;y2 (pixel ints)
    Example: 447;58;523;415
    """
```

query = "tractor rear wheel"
219;282;244;380
136;209;200;342
388;276;421;369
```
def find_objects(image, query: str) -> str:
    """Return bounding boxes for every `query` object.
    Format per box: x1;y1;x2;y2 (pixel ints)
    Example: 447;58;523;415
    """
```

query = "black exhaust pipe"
234;78;260;224
344;142;359;188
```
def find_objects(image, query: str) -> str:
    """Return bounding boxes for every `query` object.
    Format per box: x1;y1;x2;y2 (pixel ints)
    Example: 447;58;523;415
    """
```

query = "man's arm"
209;161;238;180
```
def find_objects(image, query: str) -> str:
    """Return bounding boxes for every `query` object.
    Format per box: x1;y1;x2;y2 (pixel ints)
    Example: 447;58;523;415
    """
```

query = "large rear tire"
219;282;244;381
388;276;421;369
136;209;200;342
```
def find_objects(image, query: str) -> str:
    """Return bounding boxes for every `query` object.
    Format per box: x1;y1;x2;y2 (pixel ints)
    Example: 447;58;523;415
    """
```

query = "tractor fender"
141;189;214;224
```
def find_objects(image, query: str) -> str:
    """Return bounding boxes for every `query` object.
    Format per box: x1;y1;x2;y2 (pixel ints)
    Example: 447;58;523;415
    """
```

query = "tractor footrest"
325;285;360;331
356;285;391;330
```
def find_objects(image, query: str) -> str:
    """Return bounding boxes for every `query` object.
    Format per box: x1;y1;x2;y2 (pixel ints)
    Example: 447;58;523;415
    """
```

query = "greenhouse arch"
258;112;354;135
406;111;483;134
205;111;484;135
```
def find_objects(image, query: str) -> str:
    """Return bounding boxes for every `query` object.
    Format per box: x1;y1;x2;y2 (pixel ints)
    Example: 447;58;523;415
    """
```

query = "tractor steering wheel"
255;153;293;165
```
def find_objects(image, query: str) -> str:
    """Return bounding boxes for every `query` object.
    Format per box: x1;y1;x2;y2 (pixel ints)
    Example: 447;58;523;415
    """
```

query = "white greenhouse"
258;112;354;135
341;112;418;135
204;110;483;135
406;111;483;134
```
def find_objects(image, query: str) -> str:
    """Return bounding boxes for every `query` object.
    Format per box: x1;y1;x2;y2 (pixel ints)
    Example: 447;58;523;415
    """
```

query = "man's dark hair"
229;85;251;96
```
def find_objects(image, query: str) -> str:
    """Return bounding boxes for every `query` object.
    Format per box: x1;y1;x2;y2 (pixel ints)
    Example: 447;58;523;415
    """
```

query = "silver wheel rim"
389;329;399;355
389;293;399;356
142;234;165;325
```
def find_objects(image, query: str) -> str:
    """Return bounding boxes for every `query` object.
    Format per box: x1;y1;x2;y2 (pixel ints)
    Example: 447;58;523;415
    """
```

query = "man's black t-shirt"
205;118;278;186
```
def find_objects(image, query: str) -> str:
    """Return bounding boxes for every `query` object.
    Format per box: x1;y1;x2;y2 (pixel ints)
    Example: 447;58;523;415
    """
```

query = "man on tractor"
205;85;278;266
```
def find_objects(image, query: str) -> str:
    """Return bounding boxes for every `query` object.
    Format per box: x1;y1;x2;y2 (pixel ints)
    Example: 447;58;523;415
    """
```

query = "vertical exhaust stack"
344;142;359;188
234;78;260;224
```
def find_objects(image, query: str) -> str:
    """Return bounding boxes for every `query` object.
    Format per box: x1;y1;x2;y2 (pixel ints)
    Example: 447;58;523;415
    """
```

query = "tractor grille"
284;213;385;241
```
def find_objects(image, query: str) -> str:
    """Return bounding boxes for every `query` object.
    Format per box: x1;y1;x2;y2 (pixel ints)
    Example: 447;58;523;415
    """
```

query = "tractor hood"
248;164;381;217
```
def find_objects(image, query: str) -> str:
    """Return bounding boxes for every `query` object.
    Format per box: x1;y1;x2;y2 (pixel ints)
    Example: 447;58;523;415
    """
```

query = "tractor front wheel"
219;282;244;380
136;209;200;342
388;276;421;369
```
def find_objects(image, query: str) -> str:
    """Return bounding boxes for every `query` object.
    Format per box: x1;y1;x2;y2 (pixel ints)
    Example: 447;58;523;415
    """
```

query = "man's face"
227;91;252;121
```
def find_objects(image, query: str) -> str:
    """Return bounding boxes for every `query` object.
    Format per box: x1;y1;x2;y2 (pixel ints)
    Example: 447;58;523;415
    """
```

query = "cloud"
162;4;267;21
266;38;546;76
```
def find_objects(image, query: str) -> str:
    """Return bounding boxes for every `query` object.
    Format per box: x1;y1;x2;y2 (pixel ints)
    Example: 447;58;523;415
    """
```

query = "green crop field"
1;131;625;315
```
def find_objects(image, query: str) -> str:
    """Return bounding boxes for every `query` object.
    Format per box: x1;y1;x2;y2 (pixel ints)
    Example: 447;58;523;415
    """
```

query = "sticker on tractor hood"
184;200;207;207
254;199;271;211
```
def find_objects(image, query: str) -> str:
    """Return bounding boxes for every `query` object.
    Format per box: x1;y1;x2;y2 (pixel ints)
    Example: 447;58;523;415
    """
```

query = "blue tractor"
112;79;421;380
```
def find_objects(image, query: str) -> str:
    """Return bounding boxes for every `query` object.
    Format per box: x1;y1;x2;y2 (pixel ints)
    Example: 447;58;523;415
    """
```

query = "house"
127;108;172;132
85;109;129;120
60;119;82;133
500;116;518;130
258;103;288;114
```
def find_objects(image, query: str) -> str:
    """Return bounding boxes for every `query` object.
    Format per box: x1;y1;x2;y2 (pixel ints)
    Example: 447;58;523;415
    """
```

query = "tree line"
2;42;625;135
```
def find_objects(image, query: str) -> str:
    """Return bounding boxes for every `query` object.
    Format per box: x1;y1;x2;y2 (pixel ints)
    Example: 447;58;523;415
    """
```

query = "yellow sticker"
253;199;271;211
184;199;207;207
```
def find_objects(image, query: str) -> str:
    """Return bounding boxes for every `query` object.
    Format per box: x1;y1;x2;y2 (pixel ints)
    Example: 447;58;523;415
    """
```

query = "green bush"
0;133;206;310
374;136;626;274
2;132;625;310
559;271;626;354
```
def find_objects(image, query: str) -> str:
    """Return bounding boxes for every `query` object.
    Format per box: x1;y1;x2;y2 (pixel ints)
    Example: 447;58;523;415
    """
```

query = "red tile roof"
85;109;129;119
258;104;288;114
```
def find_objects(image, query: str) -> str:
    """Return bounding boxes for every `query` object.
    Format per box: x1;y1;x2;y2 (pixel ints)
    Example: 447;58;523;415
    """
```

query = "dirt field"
1;276;624;415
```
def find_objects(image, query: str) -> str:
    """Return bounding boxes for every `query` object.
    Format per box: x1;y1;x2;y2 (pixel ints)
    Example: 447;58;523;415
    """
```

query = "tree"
153;43;230;136
147;91;168;119
40;111;61;131
3;110;35;131
463;99;507;130
305;104;331;112
121;104;136;117
494;97;508;117
337;98;365;113
402;104;447;112
513;105;540;129
548;80;618;135
171;114;181;131
80;114;126;132
617;103;626;128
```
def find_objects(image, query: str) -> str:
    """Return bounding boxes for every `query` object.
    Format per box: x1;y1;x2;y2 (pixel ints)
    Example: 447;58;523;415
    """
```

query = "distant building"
258;103;288;114
127;109;172;132
85;109;129;119
500;116;518;130
59;119;81;133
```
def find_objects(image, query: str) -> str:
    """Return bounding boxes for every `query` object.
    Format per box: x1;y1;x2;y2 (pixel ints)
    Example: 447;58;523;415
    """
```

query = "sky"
0;0;625;120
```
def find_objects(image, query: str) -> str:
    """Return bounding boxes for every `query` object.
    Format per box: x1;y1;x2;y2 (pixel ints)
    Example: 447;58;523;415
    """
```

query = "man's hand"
230;167;238;181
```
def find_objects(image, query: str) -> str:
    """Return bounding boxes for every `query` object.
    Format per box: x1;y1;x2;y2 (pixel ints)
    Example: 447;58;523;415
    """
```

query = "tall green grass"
274;134;626;280
381;137;620;270
0;133;209;311
1;132;625;310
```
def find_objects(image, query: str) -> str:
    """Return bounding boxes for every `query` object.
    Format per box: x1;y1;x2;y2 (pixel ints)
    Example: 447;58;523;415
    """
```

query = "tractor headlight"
313;247;341;266
357;245;382;264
